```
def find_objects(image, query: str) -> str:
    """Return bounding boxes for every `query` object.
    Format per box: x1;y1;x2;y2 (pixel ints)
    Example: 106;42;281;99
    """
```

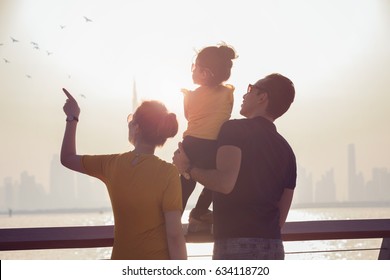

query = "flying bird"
10;37;19;43
26;74;32;79
60;25;66;29
31;41;38;46
80;94;86;98
46;51;53;56
83;16;93;22
3;58;10;63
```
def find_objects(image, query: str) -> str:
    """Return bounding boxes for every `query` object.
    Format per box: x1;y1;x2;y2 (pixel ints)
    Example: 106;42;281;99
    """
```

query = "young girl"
180;43;237;233
61;89;187;259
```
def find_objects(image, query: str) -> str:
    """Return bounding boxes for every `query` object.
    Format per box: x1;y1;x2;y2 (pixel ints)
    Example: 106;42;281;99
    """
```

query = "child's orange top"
183;84;234;140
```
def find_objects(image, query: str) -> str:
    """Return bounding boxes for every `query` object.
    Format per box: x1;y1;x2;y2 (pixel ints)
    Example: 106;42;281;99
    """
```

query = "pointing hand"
62;88;80;118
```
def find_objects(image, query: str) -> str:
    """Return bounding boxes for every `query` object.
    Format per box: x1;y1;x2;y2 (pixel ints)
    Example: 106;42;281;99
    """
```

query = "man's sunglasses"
247;84;267;94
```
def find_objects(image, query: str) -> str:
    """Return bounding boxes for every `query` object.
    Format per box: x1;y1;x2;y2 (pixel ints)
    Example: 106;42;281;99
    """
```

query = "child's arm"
181;88;190;120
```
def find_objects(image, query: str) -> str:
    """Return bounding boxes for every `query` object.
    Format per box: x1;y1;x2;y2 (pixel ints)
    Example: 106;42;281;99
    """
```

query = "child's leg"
181;136;217;213
181;175;197;210
194;187;212;210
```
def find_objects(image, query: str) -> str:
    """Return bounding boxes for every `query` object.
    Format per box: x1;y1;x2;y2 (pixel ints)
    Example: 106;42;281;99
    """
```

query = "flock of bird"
1;16;93;87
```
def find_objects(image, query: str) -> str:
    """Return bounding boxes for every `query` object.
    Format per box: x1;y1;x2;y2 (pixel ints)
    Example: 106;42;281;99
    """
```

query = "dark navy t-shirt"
213;116;296;239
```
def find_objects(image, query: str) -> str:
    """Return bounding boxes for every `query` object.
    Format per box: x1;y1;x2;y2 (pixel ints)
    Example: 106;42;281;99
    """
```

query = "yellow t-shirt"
82;151;182;260
183;84;234;140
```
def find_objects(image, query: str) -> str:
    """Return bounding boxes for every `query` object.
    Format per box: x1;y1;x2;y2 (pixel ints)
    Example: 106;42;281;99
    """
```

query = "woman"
60;88;187;260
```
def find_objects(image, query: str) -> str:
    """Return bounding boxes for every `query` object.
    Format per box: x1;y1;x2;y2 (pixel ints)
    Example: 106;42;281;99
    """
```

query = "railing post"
378;238;390;260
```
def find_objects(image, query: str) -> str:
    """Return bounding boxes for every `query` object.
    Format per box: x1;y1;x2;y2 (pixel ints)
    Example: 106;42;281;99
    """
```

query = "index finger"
62;88;75;100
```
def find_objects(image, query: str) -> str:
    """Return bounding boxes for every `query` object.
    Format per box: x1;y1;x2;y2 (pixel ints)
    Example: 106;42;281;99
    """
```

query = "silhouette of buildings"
0;172;47;210
347;144;390;202
1;143;390;211
294;165;314;204
348;144;365;201
0;154;110;211
315;169;337;203
132;78;139;112
19;171;46;210
293;143;390;206
2;177;17;209
76;173;109;208
49;155;76;209
49;154;109;209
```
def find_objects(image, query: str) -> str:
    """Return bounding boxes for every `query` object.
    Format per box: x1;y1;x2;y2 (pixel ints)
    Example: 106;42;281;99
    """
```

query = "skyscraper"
132;78;139;112
347;143;365;201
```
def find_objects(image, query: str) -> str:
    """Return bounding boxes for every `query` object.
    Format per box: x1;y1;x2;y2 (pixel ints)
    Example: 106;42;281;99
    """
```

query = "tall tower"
347;143;365;201
132;78;139;112
348;144;356;189
348;143;357;201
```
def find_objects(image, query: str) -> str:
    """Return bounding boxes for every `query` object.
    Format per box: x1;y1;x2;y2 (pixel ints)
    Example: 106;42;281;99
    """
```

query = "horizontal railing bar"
0;225;114;251
0;219;390;251
185;219;390;243
188;247;383;258
281;219;390;241
285;248;382;255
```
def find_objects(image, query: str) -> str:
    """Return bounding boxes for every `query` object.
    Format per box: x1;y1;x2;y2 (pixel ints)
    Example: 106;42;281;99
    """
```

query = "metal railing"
1;219;390;259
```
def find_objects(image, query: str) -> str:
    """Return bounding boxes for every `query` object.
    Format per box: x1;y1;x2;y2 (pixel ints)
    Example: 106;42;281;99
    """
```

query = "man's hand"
172;142;190;175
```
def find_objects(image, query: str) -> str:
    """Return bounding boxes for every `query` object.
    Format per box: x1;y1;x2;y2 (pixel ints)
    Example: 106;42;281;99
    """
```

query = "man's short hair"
256;73;295;119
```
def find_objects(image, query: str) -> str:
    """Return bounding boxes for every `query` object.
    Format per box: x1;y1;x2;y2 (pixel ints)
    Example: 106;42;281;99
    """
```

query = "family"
60;43;296;260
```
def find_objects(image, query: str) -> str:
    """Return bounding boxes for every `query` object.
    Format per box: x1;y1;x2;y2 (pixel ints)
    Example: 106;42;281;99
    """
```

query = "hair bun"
196;43;238;86
158;113;178;139
218;43;238;60
133;100;178;147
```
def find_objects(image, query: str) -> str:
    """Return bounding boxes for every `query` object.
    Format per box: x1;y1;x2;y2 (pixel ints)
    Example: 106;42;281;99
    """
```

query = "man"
173;73;296;260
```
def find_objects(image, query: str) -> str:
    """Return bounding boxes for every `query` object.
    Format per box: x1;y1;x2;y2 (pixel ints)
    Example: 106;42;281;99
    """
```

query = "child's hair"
133;101;178;147
196;43;238;86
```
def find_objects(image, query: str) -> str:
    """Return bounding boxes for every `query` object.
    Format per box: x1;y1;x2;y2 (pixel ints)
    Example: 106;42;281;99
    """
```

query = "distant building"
293;165;314;205
76;173;110;209
315;169;337;203
366;167;390;202
1;177;17;210
347;144;365;201
19;171;46;210
49;154;76;209
132;78;139;112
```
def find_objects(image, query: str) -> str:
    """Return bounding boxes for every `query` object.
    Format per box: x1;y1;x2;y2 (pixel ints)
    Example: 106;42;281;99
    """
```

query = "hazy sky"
1;0;390;201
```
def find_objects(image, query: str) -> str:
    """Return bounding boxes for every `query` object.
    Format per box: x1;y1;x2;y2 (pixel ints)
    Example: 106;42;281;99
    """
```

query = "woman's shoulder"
152;156;178;171
153;158;180;181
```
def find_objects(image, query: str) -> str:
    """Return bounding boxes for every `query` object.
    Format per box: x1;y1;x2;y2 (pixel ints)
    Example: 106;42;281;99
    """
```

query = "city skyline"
1;143;389;212
294;143;390;205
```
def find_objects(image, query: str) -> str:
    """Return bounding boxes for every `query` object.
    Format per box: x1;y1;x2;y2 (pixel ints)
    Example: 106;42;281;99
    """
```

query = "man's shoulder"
219;118;250;140
222;118;249;129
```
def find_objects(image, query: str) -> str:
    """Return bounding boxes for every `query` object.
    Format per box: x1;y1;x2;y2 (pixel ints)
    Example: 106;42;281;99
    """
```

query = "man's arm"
174;143;241;194
278;188;294;228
